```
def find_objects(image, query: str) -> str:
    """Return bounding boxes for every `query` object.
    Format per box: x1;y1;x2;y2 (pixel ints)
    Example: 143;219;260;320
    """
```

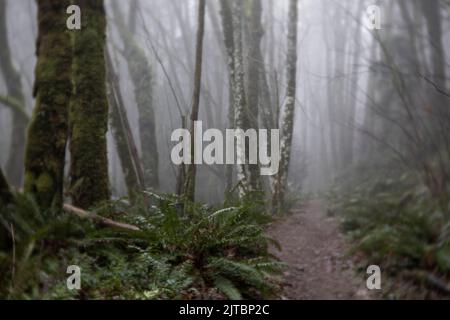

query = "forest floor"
269;199;375;300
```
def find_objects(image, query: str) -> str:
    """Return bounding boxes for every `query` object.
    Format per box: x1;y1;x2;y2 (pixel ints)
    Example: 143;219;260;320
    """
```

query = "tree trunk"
70;0;110;208
232;0;252;196
321;5;338;174
106;50;145;200
184;0;206;202
0;0;27;188
245;0;264;192
111;0;159;190
24;0;72;209
219;0;236;194
421;0;446;92
343;1;364;167
272;0;299;212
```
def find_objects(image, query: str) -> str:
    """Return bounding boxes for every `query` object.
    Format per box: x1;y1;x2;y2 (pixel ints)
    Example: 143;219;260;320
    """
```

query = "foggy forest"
0;0;450;300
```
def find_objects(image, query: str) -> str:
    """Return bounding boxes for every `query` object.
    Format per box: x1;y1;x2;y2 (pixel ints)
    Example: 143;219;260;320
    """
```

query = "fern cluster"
330;173;450;298
0;191;282;299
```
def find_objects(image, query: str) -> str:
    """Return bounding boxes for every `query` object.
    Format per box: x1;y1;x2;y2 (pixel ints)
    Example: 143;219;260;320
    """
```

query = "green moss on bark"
70;0;110;209
24;0;72;209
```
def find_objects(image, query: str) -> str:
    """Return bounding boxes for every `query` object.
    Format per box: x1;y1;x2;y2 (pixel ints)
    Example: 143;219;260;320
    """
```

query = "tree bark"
245;0;264;192
232;0;251;196
219;0;236;194
70;0;110;208
272;0;299;212
24;0;72;209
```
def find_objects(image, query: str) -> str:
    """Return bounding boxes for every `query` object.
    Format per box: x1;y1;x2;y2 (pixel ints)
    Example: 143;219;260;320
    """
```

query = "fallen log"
63;204;140;232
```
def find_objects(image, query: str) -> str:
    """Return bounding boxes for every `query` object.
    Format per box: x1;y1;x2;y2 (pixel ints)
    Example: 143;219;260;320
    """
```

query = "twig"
421;75;450;99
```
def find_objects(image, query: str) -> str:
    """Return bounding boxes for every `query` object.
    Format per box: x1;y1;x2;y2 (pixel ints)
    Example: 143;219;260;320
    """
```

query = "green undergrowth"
0;192;282;300
328;171;450;298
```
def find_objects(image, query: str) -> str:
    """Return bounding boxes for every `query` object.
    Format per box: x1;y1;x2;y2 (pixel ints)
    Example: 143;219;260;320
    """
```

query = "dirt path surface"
269;200;373;300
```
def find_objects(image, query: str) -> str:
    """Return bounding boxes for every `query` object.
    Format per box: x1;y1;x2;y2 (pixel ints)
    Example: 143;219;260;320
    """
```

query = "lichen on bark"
70;0;110;208
232;0;251;196
24;0;72;209
219;0;236;193
272;0;299;212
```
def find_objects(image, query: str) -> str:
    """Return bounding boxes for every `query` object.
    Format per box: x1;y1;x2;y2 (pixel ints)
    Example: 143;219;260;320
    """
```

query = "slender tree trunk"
225;84;235;193
321;6;338;174
421;0;446;91
272;0;299;212
184;0;206;202
361;41;379;161
176;116;187;196
420;0;449;193
170;0;195;77
111;0;159;190
334;9;350;171
344;2;364;167
24;0;72;209
245;0;264;192
232;0;252;196
106;51;144;200
70;0;110;208
219;0;236;194
0;0;27;187
421;0;448;133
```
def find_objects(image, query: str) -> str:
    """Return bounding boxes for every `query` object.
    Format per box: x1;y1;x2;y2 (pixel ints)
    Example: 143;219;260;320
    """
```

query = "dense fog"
2;0;449;205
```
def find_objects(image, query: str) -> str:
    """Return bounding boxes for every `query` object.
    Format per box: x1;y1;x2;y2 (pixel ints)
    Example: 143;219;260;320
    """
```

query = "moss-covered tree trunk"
0;0;27;187
272;0;298;213
70;0;110;208
111;0;159;190
24;0;72;209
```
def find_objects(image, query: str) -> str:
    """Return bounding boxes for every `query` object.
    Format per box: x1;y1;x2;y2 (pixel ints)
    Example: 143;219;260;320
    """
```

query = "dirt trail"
269;199;372;300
